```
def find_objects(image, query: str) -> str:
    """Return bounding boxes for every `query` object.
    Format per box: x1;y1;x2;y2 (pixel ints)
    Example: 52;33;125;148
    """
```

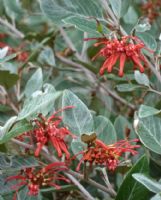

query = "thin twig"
65;173;95;200
100;83;136;110
0;17;24;39
59;27;81;60
101;167;117;196
100;0;118;26
56;54;136;110
81;32;88;61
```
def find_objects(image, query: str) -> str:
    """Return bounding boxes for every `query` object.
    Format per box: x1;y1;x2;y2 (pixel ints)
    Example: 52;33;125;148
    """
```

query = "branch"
81;32;88;61
59;27;82;60
56;54;136;110
0;17;24;39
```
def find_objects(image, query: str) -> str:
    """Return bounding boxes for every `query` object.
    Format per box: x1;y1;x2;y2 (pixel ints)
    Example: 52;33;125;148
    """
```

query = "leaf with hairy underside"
115;156;149;200
135;115;161;154
0;154;39;171
62;90;94;136
133;174;161;193
40;0;103;25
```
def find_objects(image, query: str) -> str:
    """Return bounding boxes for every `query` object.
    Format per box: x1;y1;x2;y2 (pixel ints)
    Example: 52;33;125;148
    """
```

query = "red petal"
49;183;61;190
99;56;113;75
34;142;45;157
6;175;26;182
50;137;62;158
55;177;70;183
119;53;126;77
76;157;84;171
44;162;67;171
131;55;145;73
59;140;70;159
99;53;120;75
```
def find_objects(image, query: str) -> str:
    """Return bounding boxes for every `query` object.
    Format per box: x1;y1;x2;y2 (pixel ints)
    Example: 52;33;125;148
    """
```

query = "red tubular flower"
141;0;161;22
16;51;29;62
26;106;76;158
6;162;70;198
76;138;140;172
85;36;153;77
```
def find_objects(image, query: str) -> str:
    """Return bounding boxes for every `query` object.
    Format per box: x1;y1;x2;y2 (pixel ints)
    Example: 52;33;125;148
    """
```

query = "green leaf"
71;140;85;160
136;32;157;51
38;46;55;66
0;116;17;135
0;175;16;195
62;90;94;136
116;83;142;92
109;0;122;19
0;120;32;144
120;0;132;17
0;154;39;171
3;0;23;21
40;0;103;25
0;53;17;63
24;68;43;97
138;105;160;118
151;194;161;200
114;115;135;140
123;6;138;24
0;70;18;89
63;16;109;36
115;156;149;200
135;116;161;154
18;91;61;120
134;71;150;86
0;105;11;112
94;115;117;144
0;47;8;59
0;195;4;200
132;174;161;193
135;20;151;33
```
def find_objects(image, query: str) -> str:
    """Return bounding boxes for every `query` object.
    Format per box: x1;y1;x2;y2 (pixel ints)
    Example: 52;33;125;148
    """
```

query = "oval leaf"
116;83;141;92
62;90;94;136
134;71;150;86
18;91;61;120
94;115;117;144
133;173;161;194
135;116;161;154
24;68;43;97
40;0;103;25
138;105;160;118
116;156;149;200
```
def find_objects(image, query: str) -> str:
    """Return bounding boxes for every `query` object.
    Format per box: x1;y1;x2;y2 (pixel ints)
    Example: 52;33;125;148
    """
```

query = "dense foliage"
0;0;161;199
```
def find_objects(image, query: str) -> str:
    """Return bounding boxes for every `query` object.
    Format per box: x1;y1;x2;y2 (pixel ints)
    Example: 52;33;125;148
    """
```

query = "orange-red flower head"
75;138;140;172
85;36;153;77
6;162;69;198
141;0;161;22
31;106;76;158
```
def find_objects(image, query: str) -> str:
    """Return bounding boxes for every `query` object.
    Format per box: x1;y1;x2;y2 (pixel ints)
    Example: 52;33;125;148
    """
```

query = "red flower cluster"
29;106;76;158
141;0;161;22
6;162;69;198
0;33;29;62
85;36;153;77
76;138;140;171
